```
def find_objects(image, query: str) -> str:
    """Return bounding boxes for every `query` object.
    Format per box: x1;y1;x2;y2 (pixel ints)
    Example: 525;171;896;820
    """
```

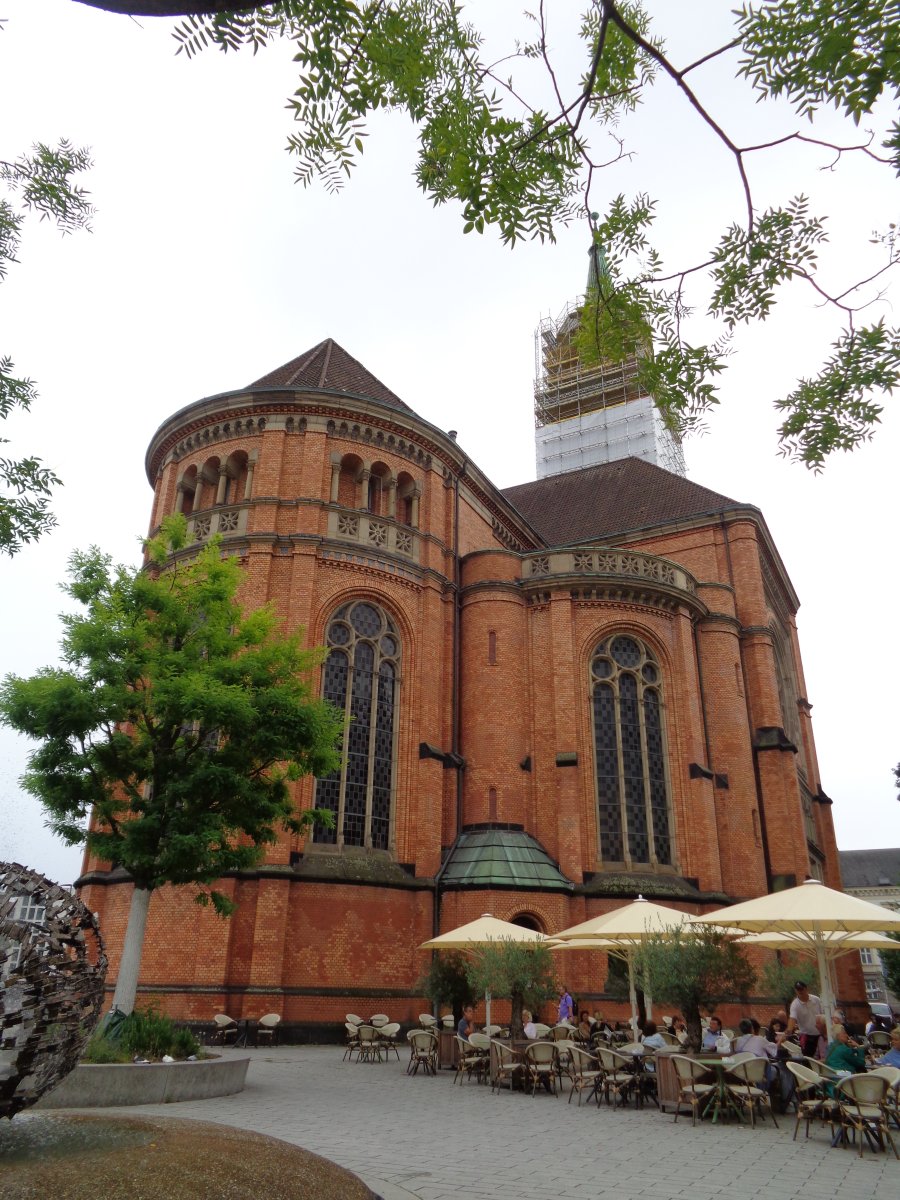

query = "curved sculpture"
0;863;107;1119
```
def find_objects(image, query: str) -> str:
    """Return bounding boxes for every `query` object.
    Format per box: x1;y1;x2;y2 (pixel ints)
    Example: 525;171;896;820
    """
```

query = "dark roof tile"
249;338;410;413
501;457;739;546
839;849;900;890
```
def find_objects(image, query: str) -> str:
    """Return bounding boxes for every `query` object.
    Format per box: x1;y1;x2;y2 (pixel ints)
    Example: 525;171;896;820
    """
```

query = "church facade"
77;340;855;1025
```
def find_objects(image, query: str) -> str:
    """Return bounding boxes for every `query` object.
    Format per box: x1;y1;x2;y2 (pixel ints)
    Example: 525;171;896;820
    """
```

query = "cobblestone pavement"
96;1047;898;1200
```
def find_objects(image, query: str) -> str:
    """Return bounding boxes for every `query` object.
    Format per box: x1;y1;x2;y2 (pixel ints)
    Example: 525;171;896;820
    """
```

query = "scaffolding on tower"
533;296;686;479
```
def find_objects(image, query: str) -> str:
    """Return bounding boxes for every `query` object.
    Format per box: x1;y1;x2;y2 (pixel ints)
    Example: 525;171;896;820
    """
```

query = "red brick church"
78;333;856;1027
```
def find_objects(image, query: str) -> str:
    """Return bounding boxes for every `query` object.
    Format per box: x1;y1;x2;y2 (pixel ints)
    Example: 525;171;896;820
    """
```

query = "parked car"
868;1002;899;1032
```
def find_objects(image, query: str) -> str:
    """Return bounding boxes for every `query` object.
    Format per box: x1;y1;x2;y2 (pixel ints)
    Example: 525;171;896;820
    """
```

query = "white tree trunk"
110;886;152;1015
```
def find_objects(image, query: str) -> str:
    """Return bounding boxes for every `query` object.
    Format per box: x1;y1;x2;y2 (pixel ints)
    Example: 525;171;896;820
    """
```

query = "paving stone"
72;1047;900;1199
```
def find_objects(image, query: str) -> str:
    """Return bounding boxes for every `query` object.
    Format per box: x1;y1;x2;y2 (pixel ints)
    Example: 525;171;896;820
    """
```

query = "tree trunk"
110;886;152;1015
509;990;524;1040
684;1005;703;1054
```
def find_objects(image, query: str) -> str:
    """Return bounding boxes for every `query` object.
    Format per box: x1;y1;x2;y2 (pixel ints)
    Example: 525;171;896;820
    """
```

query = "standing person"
787;981;824;1056
558;985;574;1025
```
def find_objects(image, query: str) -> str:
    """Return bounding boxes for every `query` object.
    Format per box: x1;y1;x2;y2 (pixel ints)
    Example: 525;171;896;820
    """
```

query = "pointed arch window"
590;635;673;867
313;601;400;850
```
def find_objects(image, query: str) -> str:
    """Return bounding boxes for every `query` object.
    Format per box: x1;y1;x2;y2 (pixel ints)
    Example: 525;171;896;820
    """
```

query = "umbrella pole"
815;936;834;1043
627;952;639;1033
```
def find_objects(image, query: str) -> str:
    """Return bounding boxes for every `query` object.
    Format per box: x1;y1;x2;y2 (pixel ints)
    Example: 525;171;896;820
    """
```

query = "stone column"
215;467;229;505
244;455;257;501
386;479;397;519
329;459;341;503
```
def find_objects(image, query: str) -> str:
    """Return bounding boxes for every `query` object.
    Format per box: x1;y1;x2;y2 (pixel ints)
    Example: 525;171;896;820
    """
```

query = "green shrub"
82;1033;131;1064
82;1006;201;1062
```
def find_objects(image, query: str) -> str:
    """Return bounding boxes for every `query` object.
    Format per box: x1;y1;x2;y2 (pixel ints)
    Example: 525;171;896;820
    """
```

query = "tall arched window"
591;635;672;867
313;601;400;850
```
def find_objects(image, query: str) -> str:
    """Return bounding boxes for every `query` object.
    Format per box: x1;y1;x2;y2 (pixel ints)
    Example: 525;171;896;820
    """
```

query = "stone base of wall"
36;1056;250;1108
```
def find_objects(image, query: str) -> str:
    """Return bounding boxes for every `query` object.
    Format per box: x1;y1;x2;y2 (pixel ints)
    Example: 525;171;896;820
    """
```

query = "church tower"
534;244;686;478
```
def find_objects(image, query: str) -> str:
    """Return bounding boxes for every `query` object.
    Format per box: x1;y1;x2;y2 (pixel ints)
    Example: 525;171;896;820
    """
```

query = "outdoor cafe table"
655;1052;742;1121
694;1056;746;1124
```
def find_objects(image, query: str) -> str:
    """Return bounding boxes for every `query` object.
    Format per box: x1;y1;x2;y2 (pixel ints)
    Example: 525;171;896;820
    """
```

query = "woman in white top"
522;1009;537;1040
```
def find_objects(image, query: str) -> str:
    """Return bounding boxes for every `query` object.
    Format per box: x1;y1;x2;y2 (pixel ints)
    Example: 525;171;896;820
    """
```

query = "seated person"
641;1020;667;1052
457;1005;477;1041
576;1010;592;1041
640;1020;667;1070
701;1016;725;1051
670;1015;688;1044
824;1024;867;1075
734;1017;777;1060
522;1009;537;1040
874;1026;900;1069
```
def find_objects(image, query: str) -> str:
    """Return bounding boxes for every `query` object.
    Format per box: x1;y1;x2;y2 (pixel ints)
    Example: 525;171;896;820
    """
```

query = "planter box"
36;1056;250;1108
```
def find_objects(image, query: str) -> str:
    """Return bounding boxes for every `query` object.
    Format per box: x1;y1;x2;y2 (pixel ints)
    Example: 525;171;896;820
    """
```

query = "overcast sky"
2;1;897;887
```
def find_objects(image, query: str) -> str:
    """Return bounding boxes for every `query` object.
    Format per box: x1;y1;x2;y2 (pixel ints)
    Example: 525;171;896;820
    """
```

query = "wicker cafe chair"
256;1013;281;1046
724;1056;779;1128
345;1013;364;1026
595;1046;635;1110
523;1041;560;1097
453;1035;485;1085
836;1073;899;1159
378;1021;402;1062
369;1013;389;1028
554;1038;578;1088
868;1066;900;1128
868;1030;893;1053
406;1029;438;1076
212;1014;238;1045
532;1023;551;1039
567;1044;603;1107
490;1040;523;1094
357;1024;382;1064
418;1012;438;1030
670;1055;716;1126
343;1022;362;1061
803;1057;840;1084
785;1061;835;1140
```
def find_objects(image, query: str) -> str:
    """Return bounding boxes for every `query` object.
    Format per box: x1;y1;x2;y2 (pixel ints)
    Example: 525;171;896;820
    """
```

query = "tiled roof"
441;828;574;892
248;339;410;413
501;457;739;547
839;849;900;891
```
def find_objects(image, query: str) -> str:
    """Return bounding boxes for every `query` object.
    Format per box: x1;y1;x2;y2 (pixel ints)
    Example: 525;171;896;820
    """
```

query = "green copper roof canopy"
440;828;574;892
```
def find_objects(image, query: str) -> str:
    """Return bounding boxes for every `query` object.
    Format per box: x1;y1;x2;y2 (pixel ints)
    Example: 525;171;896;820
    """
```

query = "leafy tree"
466;939;557;1039
883;932;900;1003
0;514;342;1014
635;925;755;1051
417;950;474;1024
759;951;819;1013
72;0;900;468
1;134;93;553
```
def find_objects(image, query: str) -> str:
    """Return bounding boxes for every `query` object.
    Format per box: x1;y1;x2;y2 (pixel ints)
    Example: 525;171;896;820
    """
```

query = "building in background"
77;335;856;1029
839;848;900;1008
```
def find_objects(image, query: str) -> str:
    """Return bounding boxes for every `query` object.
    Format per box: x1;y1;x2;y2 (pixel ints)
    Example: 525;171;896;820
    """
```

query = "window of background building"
313;601;400;851
865;980;884;1001
590;634;673;867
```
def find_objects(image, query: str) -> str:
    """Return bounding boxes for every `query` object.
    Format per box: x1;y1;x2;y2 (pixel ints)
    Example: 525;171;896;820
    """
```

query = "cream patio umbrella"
695;878;900;1041
419;913;550;1037
551;896;692;1030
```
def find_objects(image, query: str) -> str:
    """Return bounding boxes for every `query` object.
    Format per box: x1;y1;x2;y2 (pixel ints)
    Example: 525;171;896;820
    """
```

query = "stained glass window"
590;637;673;867
313;602;400;850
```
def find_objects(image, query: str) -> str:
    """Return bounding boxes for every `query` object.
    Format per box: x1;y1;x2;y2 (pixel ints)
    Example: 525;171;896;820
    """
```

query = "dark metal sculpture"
0;863;107;1119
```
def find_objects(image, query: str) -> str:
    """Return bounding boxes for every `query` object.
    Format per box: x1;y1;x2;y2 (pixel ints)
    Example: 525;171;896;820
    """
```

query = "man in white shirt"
787;981;824;1056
